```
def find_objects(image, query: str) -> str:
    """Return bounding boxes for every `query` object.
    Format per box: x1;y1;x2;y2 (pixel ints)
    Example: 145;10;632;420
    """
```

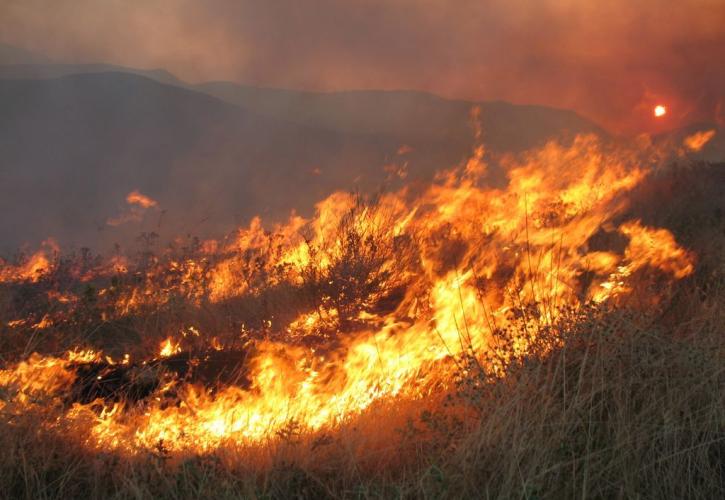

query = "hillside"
0;62;184;87
0;71;604;253
197;82;602;152
0;47;602;158
0;53;605;253
0;43;53;65
0;72;404;252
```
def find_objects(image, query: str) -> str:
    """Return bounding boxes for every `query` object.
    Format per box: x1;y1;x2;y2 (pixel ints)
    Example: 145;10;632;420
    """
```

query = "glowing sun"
654;105;667;118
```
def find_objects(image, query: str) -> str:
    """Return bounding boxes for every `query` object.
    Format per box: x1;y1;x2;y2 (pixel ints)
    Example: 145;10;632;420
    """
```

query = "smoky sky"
2;0;724;133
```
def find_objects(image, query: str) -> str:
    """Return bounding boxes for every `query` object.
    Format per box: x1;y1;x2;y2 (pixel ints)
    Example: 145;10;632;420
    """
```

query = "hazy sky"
2;0;724;133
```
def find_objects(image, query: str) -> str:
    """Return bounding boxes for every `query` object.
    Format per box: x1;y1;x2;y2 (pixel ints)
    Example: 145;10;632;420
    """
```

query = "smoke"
1;0;724;132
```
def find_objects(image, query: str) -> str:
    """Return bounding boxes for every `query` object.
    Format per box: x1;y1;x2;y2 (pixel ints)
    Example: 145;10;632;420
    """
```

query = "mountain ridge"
0;46;632;252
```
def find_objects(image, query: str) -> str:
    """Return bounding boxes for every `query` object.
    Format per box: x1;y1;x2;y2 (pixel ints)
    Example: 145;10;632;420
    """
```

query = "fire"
0;239;58;283
684;129;716;152
158;337;181;357
126;190;157;208
654;104;667;117
0;130;697;456
107;190;159;226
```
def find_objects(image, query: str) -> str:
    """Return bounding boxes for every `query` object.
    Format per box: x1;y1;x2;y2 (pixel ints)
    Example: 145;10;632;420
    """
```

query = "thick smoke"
1;0;724;132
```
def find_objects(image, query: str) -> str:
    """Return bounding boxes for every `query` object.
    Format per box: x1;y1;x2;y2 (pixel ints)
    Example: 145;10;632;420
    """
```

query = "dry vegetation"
0;146;723;498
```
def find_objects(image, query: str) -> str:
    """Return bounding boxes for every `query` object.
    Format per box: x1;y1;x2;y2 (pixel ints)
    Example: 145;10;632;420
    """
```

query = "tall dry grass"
0;163;723;499
0;274;722;499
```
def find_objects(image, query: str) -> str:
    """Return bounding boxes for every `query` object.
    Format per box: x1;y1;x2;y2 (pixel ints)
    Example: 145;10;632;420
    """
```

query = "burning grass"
0;288;723;499
0;132;723;498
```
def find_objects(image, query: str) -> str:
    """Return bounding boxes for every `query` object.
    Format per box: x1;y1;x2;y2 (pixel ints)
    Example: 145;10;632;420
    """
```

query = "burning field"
0;126;723;498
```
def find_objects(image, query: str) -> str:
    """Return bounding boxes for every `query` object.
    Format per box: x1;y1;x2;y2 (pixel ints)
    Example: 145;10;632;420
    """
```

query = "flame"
158;337;181;358
0;131;697;456
0;349;100;404
107;190;158;226
619;220;694;279
654;105;667;117
684;129;716;152
126;190;157;208
0;239;58;283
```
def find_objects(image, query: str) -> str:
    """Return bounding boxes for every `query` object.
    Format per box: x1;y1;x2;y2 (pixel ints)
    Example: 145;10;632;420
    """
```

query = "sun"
654;105;667;118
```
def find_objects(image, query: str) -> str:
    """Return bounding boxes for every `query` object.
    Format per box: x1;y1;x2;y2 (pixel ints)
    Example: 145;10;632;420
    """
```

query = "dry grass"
0;276;722;499
0;163;723;499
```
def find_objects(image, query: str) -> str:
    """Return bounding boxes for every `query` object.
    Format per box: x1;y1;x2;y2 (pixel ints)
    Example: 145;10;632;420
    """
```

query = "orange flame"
684;129;716;152
0;239;58;283
126;190;157;208
158;337;181;358
0;131;697;456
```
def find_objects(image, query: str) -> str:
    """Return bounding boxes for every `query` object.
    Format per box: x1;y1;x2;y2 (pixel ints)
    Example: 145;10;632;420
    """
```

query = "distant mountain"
0;72;411;252
0;43;54;65
0;57;606;252
0;60;602;155
197;82;602;153
0;63;184;87
0;43;182;87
